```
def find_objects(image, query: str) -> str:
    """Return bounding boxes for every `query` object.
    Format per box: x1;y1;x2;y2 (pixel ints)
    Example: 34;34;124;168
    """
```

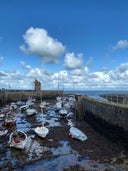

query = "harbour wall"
100;94;128;105
80;95;128;148
0;90;63;104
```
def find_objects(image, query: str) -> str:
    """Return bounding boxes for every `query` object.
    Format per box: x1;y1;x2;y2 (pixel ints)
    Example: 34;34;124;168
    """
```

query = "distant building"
34;79;41;91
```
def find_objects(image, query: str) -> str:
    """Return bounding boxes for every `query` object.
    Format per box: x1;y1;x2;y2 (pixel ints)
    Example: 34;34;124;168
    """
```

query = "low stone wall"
82;95;128;148
0;90;63;104
100;94;128;105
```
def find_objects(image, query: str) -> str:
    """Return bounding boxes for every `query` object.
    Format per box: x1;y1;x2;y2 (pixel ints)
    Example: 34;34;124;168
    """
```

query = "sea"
64;90;128;101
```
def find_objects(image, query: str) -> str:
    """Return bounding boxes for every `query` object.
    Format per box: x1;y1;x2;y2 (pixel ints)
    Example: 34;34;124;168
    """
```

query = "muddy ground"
0;100;128;171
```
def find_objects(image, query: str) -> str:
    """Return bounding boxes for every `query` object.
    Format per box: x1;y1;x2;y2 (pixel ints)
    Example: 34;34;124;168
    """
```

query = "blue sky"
0;0;128;90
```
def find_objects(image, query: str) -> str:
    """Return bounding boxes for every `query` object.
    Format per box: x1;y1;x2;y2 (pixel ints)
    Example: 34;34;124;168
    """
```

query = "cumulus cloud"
0;67;54;90
0;70;25;89
84;66;88;73
64;52;83;70
1;57;128;90
117;63;128;73
52;70;68;81
0;71;7;77
20;62;52;81
25;68;52;82
20;27;66;64
20;61;32;70
86;56;93;67
70;69;83;76
112;40;128;50
110;63;128;80
84;56;96;71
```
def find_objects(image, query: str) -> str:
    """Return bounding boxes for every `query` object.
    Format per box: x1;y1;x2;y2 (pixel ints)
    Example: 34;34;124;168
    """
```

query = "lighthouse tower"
34;79;41;91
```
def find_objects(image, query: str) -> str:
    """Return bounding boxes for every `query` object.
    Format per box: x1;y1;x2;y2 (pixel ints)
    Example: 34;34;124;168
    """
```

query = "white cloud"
20;27;66;64
112;40;128;50
52;70;68;83
117;63;128;73
20;61;32;70
86;56;93;67
64;52;83;70
26;68;42;77
0;71;7;77
84;66;88;73
20;62;53;82
70;69;83;76
1;58;128;90
110;63;128;80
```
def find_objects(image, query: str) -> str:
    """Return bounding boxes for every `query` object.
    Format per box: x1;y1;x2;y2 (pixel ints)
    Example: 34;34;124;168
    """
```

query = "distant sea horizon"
64;90;128;101
64;90;128;95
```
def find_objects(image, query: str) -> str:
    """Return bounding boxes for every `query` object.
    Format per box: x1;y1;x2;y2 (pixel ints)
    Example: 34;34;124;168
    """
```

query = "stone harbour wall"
81;95;128;148
100;94;128;105
0;90;63;104
82;96;128;130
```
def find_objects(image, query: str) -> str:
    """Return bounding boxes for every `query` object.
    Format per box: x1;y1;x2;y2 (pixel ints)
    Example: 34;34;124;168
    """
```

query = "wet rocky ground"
0;100;128;171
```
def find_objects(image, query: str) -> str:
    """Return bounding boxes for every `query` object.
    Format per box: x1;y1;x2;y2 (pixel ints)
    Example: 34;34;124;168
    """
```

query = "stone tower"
34;79;41;91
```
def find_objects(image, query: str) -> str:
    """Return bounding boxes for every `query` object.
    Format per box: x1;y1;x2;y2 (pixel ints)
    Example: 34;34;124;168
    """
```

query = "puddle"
16;140;126;171
16;152;124;171
36;112;62;127
25;135;50;161
50;140;77;155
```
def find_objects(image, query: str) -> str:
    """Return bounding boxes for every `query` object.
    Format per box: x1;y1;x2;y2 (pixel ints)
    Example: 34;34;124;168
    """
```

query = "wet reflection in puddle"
16;153;115;171
16;139;124;171
51;140;77;155
36;112;61;127
25;136;50;161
